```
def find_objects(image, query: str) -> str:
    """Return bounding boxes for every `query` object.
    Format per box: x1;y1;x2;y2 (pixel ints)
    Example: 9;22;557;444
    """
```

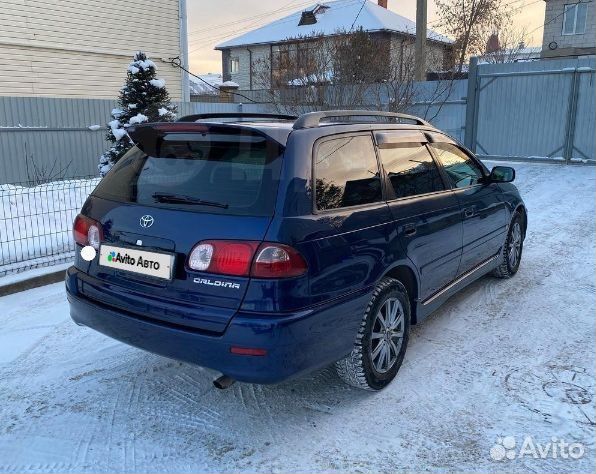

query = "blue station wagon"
66;111;527;390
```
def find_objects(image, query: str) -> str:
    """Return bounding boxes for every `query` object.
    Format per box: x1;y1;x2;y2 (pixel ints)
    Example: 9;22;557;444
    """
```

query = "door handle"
464;207;475;218
403;223;417;237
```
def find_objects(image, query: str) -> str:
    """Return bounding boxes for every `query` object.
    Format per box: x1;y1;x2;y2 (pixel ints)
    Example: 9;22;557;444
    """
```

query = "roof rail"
177;112;298;123
292;110;432;129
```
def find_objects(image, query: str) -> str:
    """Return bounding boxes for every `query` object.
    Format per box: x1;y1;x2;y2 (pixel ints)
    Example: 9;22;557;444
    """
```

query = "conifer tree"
98;51;176;176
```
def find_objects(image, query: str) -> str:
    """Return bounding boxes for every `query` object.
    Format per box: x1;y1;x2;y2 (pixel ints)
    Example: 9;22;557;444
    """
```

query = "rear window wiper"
152;192;229;209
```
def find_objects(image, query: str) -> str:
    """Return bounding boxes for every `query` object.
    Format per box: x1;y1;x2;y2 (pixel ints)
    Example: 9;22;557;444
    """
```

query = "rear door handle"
464;207;475;218
403;223;417;237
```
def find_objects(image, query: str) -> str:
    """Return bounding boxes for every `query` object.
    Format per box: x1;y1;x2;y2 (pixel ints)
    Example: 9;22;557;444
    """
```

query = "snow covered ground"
0;161;594;473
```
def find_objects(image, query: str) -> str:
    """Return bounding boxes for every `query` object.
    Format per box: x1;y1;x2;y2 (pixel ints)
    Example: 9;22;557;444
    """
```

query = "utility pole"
415;0;427;81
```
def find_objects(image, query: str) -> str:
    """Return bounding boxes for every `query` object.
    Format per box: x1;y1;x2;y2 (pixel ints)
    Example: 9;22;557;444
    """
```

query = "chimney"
378;0;388;8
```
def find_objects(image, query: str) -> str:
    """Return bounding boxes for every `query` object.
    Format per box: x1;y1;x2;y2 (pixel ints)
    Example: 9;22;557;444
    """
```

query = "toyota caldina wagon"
66;111;526;390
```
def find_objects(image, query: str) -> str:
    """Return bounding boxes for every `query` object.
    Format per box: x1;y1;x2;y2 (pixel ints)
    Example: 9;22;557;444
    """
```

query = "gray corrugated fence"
408;80;468;143
466;56;595;162
0;99;269;184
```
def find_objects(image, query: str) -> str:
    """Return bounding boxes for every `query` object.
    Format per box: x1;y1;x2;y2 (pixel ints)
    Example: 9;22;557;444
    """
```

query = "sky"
186;0;546;75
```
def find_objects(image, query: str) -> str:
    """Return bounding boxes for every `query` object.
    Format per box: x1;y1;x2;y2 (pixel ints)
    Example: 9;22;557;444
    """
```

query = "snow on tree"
98;51;177;176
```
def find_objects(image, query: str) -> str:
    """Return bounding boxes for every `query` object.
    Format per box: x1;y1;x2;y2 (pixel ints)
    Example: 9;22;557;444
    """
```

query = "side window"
314;135;382;211
379;143;444;199
430;143;484;188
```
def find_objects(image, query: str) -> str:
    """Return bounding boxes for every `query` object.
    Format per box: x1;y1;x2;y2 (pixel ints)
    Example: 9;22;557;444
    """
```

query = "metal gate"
465;57;595;163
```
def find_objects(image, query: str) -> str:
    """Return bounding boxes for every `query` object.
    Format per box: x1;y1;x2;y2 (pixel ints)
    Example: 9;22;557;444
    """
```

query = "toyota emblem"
139;215;154;228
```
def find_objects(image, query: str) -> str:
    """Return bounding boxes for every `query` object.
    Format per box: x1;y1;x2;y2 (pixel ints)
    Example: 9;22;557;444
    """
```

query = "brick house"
541;0;596;58
215;0;453;89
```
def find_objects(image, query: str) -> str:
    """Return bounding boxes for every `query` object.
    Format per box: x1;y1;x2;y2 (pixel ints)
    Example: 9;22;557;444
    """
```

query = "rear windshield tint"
93;127;284;216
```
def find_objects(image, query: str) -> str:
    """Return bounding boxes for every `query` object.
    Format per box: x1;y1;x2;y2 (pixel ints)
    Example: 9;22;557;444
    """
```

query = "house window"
562;3;587;35
230;57;240;74
271;42;317;86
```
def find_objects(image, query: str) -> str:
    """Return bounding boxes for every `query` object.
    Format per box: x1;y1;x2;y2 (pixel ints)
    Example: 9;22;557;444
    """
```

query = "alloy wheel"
508;222;522;268
370;297;405;374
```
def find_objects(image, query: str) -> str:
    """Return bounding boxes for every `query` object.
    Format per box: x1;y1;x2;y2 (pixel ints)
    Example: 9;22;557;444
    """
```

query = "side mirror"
490;166;515;183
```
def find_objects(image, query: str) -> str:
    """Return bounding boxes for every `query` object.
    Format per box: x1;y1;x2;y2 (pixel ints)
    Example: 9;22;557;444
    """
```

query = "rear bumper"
66;267;370;384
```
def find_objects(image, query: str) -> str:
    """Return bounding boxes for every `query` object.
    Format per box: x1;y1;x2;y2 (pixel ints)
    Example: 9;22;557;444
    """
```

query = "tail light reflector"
187;241;307;278
230;346;267;356
73;214;103;249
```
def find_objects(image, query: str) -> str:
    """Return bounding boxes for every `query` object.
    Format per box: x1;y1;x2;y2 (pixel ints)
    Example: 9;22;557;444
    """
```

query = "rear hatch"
78;123;285;333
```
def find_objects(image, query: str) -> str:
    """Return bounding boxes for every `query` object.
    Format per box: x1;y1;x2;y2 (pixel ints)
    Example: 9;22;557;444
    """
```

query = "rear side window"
93;127;284;216
430;143;484;188
379;143;444;199
314;135;382;211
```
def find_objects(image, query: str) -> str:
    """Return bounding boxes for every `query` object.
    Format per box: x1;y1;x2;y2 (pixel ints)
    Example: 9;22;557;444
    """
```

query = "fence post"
563;69;579;164
464;56;479;152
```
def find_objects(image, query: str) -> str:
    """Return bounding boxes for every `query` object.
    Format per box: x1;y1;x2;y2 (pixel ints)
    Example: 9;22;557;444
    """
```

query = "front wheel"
493;212;524;278
335;277;411;391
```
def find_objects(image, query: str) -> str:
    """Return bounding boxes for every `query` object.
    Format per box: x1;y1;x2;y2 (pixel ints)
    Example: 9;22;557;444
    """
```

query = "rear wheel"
335;277;410;391
493;212;524;278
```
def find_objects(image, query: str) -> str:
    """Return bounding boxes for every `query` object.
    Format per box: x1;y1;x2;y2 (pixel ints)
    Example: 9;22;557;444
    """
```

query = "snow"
149;79;166;88
111;108;123;118
215;0;452;49
137;59;156;70
99;162;112;177
221;80;239;87
0;124;48;129
128;57;156;74
128;113;149;125
0;262;71;287
87;124;101;131
108;119;126;141
158;107;170;116
0;161;594;473
189;74;222;96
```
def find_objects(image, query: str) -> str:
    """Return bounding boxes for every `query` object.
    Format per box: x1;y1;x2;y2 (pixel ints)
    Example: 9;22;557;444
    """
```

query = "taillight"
188;240;259;277
73;214;103;250
251;244;307;278
187;241;307;278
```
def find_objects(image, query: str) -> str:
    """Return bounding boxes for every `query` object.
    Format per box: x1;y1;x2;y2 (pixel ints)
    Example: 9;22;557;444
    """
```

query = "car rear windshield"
92;126;284;216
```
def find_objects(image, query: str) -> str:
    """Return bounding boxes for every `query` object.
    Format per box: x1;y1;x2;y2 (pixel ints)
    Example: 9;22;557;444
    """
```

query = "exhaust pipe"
213;374;236;389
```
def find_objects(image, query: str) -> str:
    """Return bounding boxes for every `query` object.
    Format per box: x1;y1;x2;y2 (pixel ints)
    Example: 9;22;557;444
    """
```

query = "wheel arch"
513;203;528;236
383;263;420;325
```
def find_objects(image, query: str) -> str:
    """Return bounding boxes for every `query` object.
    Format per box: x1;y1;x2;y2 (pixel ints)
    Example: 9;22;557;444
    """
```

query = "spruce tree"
98;51;177;176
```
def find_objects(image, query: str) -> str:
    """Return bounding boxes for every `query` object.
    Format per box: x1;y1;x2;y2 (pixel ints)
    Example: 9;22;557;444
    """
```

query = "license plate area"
99;245;174;281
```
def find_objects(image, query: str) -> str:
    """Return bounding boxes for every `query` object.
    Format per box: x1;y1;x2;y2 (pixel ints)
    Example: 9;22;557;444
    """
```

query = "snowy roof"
215;0;452;49
477;46;542;64
189;74;222;96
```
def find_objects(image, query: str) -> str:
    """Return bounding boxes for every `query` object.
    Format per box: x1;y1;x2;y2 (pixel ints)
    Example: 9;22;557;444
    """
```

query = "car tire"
335;277;411;391
493;212;524;279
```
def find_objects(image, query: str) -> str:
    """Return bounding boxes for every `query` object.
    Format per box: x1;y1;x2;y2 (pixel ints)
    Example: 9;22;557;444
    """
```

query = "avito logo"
106;251;161;270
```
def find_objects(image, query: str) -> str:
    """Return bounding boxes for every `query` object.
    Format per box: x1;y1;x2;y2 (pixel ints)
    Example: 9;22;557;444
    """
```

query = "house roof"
215;0;452;50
